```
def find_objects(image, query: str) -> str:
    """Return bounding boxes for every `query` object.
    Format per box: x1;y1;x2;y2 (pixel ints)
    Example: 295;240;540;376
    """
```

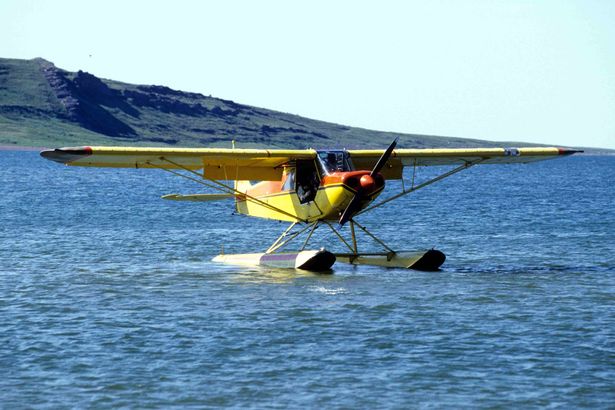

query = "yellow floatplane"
41;140;580;271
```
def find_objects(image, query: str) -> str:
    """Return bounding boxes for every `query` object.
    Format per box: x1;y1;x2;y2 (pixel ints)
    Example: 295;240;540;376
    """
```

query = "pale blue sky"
1;0;614;148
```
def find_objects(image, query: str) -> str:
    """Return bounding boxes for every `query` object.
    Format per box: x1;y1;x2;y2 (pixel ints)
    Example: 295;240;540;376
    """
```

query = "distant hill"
0;57;605;152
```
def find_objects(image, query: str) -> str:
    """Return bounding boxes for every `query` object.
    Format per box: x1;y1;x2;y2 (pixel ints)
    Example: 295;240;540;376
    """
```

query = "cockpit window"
316;150;354;175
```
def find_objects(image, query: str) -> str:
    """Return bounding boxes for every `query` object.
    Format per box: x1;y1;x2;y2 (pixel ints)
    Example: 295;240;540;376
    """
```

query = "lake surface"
1;151;614;408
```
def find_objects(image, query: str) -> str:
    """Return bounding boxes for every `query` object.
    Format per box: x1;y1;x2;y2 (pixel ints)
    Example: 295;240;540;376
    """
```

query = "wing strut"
356;158;485;217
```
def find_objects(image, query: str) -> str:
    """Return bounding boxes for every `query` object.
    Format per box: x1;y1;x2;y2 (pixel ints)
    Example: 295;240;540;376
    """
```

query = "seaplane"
41;139;581;271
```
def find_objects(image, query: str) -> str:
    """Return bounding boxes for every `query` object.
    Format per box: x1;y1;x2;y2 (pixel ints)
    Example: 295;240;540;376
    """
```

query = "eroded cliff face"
41;62;137;137
34;59;335;144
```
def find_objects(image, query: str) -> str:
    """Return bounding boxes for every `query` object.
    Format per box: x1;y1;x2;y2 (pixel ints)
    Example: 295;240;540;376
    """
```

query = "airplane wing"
41;145;582;181
348;147;582;179
41;146;316;180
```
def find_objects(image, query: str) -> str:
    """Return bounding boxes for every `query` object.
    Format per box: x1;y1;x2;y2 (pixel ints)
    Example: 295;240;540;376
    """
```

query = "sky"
1;0;614;149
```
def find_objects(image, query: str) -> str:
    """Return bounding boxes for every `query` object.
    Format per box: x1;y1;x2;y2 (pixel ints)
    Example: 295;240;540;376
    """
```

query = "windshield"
316;150;354;175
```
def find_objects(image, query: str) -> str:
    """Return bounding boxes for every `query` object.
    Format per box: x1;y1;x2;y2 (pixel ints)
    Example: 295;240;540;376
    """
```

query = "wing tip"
40;146;92;164
558;148;584;156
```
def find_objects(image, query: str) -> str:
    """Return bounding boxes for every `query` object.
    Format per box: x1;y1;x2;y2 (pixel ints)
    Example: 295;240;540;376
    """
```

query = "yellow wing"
348;147;582;179
41;145;582;181
40;146;316;181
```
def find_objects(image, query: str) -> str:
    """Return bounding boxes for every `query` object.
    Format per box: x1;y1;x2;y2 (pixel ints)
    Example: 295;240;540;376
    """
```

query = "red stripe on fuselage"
322;171;385;197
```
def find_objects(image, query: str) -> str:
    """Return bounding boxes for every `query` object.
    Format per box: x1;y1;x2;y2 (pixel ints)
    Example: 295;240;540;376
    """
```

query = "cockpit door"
295;160;320;204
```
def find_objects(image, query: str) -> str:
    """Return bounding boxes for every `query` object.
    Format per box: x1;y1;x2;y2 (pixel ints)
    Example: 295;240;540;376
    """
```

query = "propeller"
371;137;398;176
339;138;398;226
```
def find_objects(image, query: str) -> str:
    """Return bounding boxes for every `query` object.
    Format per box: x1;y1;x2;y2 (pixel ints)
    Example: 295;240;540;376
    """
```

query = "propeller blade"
339;194;362;226
370;138;398;176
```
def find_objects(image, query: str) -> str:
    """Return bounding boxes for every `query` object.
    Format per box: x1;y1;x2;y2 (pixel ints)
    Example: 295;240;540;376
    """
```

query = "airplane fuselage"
235;151;385;223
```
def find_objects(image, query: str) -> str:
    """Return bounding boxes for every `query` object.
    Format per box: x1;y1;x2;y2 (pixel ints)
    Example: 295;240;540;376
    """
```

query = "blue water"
1;151;614;408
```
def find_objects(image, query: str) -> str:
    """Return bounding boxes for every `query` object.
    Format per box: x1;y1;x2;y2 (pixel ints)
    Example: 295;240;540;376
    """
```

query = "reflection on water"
228;264;337;284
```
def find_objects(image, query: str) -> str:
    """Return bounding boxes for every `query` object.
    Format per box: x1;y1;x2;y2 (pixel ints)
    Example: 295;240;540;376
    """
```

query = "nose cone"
359;174;375;192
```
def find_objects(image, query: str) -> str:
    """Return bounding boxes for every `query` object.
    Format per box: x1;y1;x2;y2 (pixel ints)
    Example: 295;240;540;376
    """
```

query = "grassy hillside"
0;57;600;151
